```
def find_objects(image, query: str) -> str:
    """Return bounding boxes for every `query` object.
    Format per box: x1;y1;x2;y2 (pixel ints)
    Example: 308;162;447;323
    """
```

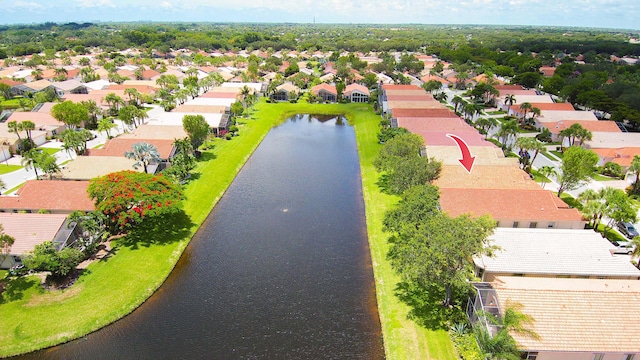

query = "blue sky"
0;0;638;30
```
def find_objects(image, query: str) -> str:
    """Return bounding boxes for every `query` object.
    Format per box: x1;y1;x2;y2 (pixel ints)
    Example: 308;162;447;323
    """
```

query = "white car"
611;240;637;255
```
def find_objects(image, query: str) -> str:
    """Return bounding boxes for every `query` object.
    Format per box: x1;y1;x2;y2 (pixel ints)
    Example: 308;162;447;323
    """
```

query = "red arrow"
446;134;476;173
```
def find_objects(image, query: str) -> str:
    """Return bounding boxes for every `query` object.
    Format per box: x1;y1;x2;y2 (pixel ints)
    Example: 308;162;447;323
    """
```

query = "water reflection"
20;115;383;359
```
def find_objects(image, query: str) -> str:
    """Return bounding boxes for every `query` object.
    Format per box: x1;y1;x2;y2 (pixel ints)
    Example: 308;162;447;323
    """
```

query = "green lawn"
0;164;22;175
560;193;583;211
595;223;627;243
592;173;622;181
486;110;506;115
530;169;550;183
0;99;455;359
550;150;564;159
39;148;61;156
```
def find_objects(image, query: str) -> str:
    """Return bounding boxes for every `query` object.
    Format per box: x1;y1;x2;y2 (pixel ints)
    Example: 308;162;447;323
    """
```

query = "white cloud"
75;0;115;8
160;1;172;9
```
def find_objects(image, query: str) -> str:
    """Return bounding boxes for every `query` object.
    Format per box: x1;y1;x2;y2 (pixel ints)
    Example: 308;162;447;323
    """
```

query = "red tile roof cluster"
0;180;94;213
85;138;175;159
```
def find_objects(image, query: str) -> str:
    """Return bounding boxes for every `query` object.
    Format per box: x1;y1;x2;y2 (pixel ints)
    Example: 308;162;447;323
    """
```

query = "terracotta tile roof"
420;131;494;147
86;138;174;159
386;94;435;101
397;117;474;132
0;78;22;87
498;89;538;96
419;74;449;84
387;100;446;109
546;120;621;135
492;276;640;352
591;147;640;167
6;111;64;127
311;83;337;96
439;188;583;222
141;69;160;80
392;108;458;118
495;85;525;90
383;89;426;97
381;84;422;90
435;165;540;189
539;66;556;76
0;213;68;255
106;84;158;94
0;180;93;213
344;83;370;96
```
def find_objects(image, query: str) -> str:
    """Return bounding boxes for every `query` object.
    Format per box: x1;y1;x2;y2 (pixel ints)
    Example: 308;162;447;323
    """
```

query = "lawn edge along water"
0;100;455;359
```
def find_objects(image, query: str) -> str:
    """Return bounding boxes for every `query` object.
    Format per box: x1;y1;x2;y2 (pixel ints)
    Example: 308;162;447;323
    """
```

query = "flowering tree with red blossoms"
88;170;184;232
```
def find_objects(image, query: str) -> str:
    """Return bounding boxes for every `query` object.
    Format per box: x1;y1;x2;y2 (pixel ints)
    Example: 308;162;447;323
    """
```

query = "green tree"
385;156;442;195
383;184;441;233
515;137;544;173
97;118;117;138
538;165;557;189
88;170;184;232
182;114;210;149
21;149;42;179
504;94;516;112
388;212;496;306
125;142;160;173
51;101;88;130
0;224;15;268
474;302;539;360
496;119;519;151
556;146;599;196
627;155;640;194
373;132;424;172
38;151;61;179
22;241;84;278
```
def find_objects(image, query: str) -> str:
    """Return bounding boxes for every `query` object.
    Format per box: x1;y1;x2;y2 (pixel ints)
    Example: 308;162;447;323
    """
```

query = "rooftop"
0;213;68;255
439;188;583;222
61;156;142;180
492;276;640;352
435;165;540;189
0;180;93;212
475;228;640;278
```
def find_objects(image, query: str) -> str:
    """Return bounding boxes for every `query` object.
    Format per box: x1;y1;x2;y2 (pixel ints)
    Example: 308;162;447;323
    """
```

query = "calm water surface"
24;115;384;359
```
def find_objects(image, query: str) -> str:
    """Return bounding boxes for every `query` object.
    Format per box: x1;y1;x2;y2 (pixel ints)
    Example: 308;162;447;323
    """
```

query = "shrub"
225;133;233;140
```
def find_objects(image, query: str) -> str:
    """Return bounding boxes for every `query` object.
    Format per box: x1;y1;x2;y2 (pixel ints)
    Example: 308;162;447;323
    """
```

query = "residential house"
85;137;176;172
0;180;94;214
473;228;640;281
0;213;80;269
438;187;585;229
61;156;143;179
343;84;370;103
311;83;337;102
468;276;640;359
51;80;88;96
271;83;300;102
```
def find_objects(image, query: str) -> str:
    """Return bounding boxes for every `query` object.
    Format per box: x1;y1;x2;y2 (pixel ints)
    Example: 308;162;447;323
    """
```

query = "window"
529;222;538;228
12;256;22;263
547;222;555;228
593;354;604;360
625;355;635;360
521;352;538;360
512;221;519;228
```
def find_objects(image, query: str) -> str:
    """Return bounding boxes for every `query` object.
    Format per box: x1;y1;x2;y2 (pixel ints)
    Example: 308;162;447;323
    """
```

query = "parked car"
617;221;639;239
611;240;637;255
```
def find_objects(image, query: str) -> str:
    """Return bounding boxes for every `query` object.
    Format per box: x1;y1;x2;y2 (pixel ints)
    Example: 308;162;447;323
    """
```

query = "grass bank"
0;100;455;359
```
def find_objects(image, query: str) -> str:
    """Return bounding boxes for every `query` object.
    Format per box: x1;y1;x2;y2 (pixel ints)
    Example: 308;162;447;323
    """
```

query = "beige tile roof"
435;165;540;189
85;138;175;159
492;276;640;352
61;156;142;180
120;125;188;140
0;213;68;255
425;146;519;166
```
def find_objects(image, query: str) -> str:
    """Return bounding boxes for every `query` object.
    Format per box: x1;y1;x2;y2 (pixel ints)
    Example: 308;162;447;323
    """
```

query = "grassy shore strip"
0;100;283;357
0;100;454;359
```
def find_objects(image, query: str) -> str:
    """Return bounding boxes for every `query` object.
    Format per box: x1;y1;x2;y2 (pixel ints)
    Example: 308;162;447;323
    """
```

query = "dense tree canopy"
88;171;184;232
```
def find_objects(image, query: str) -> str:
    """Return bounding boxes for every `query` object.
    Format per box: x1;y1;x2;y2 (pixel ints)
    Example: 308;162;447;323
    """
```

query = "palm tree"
452;95;465;113
474;302;539;360
97;118;117;138
627;155;640;192
504;94;516;113
630;236;640;269
104;93;124;116
20;120;35;145
31;69;43;80
54;67;68;79
538;166;557;189
21;149;42;180
518;102;532;123
515;137;544;173
125;142;160;173
7;121;22;142
475;117;499;139
577;127;593;147
497;119;519;151
124;88;141;107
